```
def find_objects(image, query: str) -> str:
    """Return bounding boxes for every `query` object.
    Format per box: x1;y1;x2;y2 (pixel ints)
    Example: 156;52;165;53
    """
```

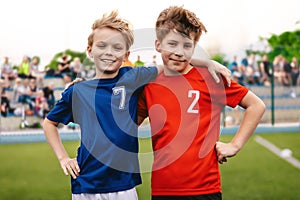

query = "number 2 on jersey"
187;90;200;113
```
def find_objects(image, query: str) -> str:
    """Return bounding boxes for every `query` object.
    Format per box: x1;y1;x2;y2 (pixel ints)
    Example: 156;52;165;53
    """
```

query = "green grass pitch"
0;132;299;200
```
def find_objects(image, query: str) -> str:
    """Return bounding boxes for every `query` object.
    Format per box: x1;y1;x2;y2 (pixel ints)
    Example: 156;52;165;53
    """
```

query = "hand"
207;60;231;87
215;141;239;164
59;157;80;179
67;77;86;88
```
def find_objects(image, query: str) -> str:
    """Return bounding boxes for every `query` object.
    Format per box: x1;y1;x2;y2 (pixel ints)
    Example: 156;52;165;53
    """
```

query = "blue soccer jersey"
46;66;158;194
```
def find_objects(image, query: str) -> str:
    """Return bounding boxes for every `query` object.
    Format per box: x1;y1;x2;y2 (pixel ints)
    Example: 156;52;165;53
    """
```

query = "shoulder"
192;67;217;83
61;85;74;98
120;66;157;75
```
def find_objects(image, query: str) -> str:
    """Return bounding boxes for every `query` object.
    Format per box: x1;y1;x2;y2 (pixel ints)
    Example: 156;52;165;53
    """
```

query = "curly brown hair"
155;6;207;43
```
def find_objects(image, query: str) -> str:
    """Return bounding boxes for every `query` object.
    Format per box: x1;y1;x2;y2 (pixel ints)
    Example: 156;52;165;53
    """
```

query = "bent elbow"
258;100;266;115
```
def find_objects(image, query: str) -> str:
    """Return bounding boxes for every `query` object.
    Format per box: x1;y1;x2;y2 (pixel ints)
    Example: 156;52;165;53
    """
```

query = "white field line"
254;135;300;170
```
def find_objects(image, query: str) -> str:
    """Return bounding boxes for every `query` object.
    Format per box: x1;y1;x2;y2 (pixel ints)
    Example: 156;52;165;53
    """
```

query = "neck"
164;64;193;76
94;70;119;79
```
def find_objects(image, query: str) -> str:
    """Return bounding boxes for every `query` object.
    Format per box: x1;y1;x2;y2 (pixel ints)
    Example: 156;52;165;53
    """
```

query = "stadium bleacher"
1;79;300;131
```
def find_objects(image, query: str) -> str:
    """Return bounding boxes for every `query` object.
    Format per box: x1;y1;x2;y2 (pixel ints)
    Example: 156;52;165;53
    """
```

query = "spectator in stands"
0;79;14;117
282;57;292;86
15;78;37;111
243;55;255;84
62;73;72;89
1;56;17;81
13;78;26;102
134;55;145;67
70;57;83;80
228;55;238;73
229;55;244;85
152;55;157;65
248;53;261;85
34;89;50;118
290;57;299;98
259;54;271;86
18;56;32;79
57;54;72;78
43;82;55;109
27;77;38;95
30;57;44;87
273;55;284;85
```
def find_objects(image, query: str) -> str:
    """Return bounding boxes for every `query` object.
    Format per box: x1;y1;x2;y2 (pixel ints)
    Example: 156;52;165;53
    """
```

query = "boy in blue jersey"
43;10;231;200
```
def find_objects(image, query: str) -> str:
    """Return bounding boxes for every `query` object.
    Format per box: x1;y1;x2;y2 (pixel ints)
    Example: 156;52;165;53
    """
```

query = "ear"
155;39;162;53
87;46;93;58
123;51;130;62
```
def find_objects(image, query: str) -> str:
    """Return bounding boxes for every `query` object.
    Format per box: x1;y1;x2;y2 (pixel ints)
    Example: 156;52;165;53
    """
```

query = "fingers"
62;166;69;176
73;78;84;83
225;69;231;87
208;67;220;83
215;141;228;164
61;158;80;179
66;163;78;179
209;61;231;86
221;68;231;87
212;71;220;83
225;76;231;87
218;155;227;164
67;78;85;88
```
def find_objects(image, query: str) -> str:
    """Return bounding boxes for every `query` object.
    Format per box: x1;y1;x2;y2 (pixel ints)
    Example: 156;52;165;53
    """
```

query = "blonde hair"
155;6;207;42
87;10;134;50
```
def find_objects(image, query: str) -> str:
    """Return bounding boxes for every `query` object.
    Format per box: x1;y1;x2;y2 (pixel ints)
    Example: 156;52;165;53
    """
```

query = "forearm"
190;58;211;67
156;65;164;74
43;118;69;161
191;59;231;86
230;98;265;151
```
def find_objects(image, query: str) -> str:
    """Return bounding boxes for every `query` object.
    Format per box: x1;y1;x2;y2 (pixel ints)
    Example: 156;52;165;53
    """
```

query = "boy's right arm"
42;118;80;179
215;91;265;163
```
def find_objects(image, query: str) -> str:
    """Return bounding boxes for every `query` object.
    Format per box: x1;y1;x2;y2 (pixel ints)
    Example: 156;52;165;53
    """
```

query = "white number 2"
187;90;200;113
112;86;126;109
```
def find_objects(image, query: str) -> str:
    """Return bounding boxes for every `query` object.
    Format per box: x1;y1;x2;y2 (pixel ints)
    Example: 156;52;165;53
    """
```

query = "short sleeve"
46;87;73;125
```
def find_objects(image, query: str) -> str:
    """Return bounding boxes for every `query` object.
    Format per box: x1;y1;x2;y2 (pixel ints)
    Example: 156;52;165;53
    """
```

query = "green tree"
267;29;300;61
246;29;300;62
45;49;93;71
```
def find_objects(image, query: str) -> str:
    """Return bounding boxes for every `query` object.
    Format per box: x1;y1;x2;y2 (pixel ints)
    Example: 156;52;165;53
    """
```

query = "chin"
104;69;118;74
171;66;186;72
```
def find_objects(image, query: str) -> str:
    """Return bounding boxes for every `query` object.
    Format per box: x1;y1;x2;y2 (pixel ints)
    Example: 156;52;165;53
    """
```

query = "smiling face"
87;27;129;78
156;30;195;76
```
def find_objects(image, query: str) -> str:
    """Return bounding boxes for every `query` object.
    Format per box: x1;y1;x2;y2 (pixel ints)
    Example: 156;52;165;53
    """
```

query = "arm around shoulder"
191;59;231;86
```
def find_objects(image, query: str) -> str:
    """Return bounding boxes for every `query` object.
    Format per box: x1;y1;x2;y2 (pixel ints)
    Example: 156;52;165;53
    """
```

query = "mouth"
169;58;186;62
100;58;116;64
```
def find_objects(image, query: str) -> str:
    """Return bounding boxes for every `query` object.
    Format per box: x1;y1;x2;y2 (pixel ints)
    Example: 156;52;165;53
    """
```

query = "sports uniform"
138;67;248;197
47;66;157;194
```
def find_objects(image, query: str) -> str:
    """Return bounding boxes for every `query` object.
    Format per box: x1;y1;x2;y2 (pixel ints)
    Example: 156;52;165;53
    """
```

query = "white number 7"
187;90;200;113
112;86;126;109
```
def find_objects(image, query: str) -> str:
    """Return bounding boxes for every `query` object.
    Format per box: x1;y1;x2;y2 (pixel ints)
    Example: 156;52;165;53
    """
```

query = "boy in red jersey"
138;6;265;200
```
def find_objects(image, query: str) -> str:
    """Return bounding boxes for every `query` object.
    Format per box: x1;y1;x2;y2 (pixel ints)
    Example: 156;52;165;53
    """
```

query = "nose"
105;46;113;55
173;46;184;57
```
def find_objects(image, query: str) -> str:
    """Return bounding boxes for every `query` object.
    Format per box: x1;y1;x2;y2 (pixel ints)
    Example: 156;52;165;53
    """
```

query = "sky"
1;0;299;67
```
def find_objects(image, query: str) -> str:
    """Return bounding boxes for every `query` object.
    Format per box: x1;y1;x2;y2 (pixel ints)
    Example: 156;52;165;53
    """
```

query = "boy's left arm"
215;91;265;164
191;59;231;86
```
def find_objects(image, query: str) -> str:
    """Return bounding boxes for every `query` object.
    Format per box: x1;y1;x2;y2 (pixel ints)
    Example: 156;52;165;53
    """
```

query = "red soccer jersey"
138;67;248;196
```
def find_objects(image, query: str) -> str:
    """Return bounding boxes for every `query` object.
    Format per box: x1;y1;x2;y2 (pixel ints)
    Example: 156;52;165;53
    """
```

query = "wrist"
230;142;241;153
